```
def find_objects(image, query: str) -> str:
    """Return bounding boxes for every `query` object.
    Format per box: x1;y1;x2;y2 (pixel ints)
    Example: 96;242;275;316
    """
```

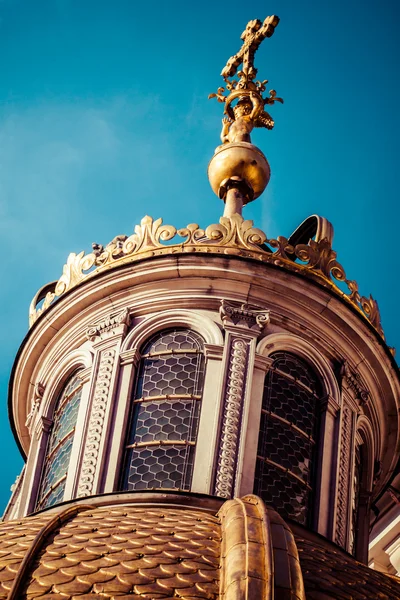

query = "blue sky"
0;0;398;512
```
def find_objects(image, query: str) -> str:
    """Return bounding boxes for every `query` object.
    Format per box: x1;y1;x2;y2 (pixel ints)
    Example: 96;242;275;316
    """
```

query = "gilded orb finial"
208;15;283;215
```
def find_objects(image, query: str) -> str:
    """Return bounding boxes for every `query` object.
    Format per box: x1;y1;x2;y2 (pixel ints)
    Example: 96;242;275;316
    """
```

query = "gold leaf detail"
28;215;387;344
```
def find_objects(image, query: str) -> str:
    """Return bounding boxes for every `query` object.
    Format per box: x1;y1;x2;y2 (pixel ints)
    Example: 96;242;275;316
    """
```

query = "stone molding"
204;343;224;360
119;348;141;367
86;308;131;342
34;416;52;440
254;353;273;372
319;394;340;417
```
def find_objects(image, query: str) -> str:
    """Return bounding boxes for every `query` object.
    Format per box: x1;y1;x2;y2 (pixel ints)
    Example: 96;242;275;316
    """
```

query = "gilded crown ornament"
29;214;386;344
208;16;283;214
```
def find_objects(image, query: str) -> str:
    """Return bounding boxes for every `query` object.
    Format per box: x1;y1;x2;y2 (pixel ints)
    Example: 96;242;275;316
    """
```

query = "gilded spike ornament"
208;16;283;215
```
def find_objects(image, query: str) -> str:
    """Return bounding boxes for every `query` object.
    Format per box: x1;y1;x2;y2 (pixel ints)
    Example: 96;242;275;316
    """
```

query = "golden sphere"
208;142;270;201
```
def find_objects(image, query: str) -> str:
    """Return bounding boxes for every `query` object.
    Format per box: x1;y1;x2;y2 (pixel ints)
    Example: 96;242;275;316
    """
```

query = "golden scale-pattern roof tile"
0;496;399;599
0;504;220;600
296;535;400;600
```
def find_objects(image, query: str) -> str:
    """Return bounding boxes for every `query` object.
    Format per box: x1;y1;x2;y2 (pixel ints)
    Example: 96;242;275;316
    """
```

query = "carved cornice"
220;299;270;332
342;362;369;407
28;214;386;342
86;308;130;342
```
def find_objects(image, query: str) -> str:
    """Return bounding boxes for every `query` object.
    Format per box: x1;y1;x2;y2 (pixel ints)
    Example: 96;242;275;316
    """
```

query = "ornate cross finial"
221;16;279;86
209;15;283;147
208;16;283;212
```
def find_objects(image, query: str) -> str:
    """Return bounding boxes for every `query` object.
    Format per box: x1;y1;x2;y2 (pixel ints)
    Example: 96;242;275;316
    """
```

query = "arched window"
36;372;83;510
120;329;205;491
253;351;321;525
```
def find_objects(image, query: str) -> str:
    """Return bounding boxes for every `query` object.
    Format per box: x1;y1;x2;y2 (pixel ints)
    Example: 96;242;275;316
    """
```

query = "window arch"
120;328;206;491
253;351;322;525
36;372;83;510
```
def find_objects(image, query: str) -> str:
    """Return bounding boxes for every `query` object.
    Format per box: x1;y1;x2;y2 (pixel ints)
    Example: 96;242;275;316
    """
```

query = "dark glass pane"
259;418;314;483
129;400;200;444
36;373;82;510
122;445;195;491
136;353;204;397
262;372;317;437
271;351;320;393
142;330;204;355
122;329;205;492
254;459;309;525
254;352;321;525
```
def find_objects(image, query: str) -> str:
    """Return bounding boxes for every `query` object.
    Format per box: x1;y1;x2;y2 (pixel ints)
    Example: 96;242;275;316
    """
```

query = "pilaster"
213;300;270;498
75;308;131;497
333;362;361;550
314;393;340;537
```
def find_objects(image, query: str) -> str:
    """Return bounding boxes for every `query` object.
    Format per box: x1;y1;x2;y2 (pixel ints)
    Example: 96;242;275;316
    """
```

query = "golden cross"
221;16;279;82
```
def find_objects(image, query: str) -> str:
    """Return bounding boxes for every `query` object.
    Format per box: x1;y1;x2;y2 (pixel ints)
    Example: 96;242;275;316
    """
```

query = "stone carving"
77;349;116;497
342;362;369;407
220;299;270;331
335;405;353;548
25;382;45;431
214;337;249;498
86;308;131;342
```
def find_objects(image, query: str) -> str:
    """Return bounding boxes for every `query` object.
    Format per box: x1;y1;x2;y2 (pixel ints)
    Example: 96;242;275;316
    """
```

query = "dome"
1;493;399;599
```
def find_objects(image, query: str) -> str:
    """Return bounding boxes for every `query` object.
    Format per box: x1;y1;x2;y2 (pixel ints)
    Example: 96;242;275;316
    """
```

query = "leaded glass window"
121;329;205;491
36;373;83;510
254;351;321;525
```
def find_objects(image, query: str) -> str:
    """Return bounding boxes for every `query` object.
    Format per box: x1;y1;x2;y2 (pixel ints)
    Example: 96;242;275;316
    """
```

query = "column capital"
86;307;131;344
219;299;270;337
341;361;369;408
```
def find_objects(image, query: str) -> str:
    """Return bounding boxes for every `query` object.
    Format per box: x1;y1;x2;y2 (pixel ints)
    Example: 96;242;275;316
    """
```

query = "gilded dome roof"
0;494;399;599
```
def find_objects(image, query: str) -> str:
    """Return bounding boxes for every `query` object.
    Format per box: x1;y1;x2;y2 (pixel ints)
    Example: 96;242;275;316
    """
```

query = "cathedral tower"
2;15;400;599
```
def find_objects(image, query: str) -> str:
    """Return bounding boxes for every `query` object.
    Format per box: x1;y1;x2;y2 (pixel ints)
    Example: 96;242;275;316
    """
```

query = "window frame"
119;328;207;493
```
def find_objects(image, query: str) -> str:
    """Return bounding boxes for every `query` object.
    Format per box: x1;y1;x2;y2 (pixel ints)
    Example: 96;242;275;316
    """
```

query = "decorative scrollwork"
28;214;387;345
214;337;249;498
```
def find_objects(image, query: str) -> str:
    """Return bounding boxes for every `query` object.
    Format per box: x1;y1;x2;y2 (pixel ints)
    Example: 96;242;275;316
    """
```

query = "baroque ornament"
29;214;386;341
